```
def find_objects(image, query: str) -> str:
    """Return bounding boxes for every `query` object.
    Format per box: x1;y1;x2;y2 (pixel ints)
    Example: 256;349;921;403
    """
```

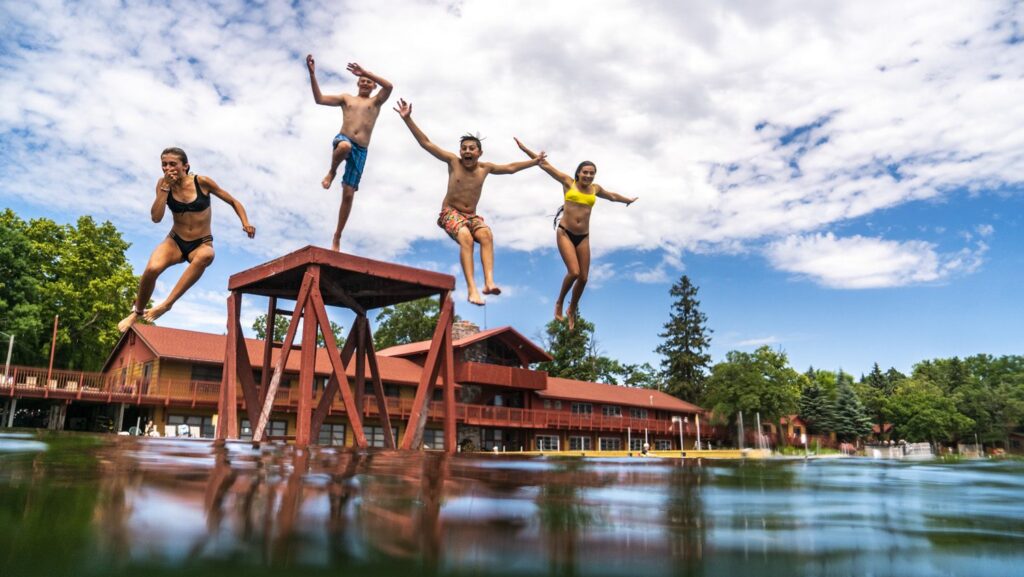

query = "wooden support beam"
363;318;395;449
309;322;358;440
253;271;314;441
308;286;367;447
441;294;456;453
234;321;262;429
215;292;240;440
295;265;321;447
354;315;366;418
400;295;453;449
260;297;277;391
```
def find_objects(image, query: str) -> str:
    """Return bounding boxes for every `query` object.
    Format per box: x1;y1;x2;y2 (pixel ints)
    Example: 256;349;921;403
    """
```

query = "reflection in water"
1;432;1024;577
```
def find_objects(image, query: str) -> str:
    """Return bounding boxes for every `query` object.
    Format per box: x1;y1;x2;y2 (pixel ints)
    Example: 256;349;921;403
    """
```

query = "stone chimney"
451;320;480;342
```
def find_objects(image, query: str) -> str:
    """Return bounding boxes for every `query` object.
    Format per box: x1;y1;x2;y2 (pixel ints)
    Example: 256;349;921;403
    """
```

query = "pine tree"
799;384;836;434
655;275;712;402
833;379;873;441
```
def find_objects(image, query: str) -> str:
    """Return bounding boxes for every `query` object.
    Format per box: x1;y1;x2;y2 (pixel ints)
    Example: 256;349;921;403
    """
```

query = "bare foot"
482;285;502;296
468;292;486;306
331;236;341;251
144;302;172;323
117;311;140;333
321;171;336;190
554;301;564;321
566;304;577;331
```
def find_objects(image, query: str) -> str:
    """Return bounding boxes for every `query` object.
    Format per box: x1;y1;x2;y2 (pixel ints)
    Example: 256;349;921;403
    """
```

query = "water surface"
2;431;1022;576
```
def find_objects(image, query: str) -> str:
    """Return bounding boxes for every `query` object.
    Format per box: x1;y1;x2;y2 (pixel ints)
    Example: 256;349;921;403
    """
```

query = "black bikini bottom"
169;231;213;262
558;225;589;247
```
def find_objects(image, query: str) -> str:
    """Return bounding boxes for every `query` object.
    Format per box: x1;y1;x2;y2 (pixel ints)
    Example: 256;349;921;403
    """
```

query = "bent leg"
554;229;581;322
474;227;501;296
566;238;591;331
456;228;484;306
322;140;352;190
145;244;215;323
119;238;181;332
332;184;357;251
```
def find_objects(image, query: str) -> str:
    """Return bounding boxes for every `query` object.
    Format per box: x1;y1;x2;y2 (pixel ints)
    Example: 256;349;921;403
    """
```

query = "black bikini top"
166;175;211;214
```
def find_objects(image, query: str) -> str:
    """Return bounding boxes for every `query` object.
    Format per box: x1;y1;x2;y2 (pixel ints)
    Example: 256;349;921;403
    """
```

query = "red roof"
377;326;552;364
538;377;703;414
111;325;437;386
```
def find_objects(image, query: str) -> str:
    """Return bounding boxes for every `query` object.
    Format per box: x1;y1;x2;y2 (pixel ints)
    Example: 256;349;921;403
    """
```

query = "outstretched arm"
514;137;571;185
347;62;393;105
394;99;455;162
306;54;344;106
151;179;169;223
202;176;257;238
489;150;548;175
596;186;638;206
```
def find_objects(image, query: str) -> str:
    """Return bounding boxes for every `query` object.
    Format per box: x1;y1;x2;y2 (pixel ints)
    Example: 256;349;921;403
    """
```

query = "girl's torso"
167;175;213;239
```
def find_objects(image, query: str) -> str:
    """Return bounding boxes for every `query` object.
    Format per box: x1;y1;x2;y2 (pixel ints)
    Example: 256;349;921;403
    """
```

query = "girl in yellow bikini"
514;138;637;330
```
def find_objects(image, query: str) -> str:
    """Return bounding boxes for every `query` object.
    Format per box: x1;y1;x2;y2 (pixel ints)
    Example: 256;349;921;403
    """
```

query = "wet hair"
459;133;484;152
161;147;190;173
574;161;596;181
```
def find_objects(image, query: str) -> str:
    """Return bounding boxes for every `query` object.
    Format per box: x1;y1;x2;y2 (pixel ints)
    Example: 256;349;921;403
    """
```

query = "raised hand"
626;197;638;206
306;54;315;73
393;98;412;119
536;150;547;163
346;62;365;77
242;224;256;238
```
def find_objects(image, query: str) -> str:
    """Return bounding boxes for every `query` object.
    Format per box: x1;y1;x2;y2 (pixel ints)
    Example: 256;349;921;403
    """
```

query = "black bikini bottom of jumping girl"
558;224;589;248
169;231;213;262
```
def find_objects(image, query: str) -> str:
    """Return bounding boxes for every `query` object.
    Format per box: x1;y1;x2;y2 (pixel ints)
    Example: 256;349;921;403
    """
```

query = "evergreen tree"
799;384;836;435
833;379;873;441
655;275;712;402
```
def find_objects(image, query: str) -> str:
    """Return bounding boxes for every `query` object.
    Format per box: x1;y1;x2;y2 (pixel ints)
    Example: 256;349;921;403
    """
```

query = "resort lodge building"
1;321;704;452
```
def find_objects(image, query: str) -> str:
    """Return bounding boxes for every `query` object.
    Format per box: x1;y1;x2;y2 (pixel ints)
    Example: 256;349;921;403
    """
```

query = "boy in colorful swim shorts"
394;98;546;306
306;54;393;250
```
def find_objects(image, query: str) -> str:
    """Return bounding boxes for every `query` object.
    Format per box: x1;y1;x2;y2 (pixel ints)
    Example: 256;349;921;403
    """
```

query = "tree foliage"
0;210;137;370
655;275;712;402
372;297;458;350
251;313;344;348
832;378;873;441
704;346;801;426
884;378;975;443
537;316;622;383
799;383;836;435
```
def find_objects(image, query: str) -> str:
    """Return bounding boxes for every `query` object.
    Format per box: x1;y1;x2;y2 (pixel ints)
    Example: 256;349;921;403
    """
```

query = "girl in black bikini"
514;138;637;330
118;147;256;332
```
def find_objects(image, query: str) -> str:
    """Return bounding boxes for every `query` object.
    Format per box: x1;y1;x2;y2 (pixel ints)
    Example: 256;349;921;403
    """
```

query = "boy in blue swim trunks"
306;54;393;250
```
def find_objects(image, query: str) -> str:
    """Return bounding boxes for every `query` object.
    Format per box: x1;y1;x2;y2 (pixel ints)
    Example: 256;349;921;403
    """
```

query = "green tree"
251;314;344;348
857;363;895;439
884;378;975;443
0;211;137;370
373;297;459;350
537;316;622;383
799;383;836;435
616;362;662;389
704;346;801;429
833;378;873;441
655;275;712;402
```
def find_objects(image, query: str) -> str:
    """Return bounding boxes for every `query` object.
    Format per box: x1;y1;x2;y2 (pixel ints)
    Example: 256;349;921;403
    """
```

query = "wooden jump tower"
214;246;457;452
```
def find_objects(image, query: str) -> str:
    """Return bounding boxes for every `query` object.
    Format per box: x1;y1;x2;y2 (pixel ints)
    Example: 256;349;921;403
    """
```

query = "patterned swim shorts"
437;206;489;241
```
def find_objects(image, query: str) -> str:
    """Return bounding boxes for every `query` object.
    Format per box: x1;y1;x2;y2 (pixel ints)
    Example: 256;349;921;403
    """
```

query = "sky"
2;0;1023;379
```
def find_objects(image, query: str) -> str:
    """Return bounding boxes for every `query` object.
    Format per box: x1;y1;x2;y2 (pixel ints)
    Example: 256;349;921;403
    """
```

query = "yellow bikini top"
564;181;596;207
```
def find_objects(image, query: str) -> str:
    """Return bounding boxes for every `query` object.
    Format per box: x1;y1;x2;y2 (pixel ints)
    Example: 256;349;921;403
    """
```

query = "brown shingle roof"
126;325;435;386
538;377;703;413
377;326;552;364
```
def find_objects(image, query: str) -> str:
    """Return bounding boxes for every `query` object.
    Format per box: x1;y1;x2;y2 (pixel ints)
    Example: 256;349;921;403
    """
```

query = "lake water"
1;431;1022;577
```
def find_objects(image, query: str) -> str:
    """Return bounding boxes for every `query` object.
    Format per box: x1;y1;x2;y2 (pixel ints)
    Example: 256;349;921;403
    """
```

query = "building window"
602;405;622;417
239;419;288;440
655;440;672;451
793;426;803;437
422;428;445;450
167;414;214;438
190;364;223;382
543;399;562;410
569;436;592;451
536;435;559;451
365;425;399;448
571;403;592;415
630;438;644;451
630;408;648;419
599;437;622;451
318;423;346;446
482;428;503;451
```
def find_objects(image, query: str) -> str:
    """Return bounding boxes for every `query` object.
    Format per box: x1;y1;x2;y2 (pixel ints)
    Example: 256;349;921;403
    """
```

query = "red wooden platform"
215;246;457;451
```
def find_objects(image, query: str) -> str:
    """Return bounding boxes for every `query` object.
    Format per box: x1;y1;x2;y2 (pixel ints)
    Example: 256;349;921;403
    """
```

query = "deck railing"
1;364;696;433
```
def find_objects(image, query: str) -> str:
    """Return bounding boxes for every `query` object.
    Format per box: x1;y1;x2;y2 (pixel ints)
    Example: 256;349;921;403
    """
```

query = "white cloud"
733;336;782;347
765;232;987;289
2;0;1021;285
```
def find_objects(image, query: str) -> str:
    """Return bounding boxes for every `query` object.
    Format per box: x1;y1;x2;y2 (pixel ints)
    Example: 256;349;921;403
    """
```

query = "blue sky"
2;0;1023;378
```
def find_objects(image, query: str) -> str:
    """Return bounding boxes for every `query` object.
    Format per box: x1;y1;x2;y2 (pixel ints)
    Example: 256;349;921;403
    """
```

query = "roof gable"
377;325;552;364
